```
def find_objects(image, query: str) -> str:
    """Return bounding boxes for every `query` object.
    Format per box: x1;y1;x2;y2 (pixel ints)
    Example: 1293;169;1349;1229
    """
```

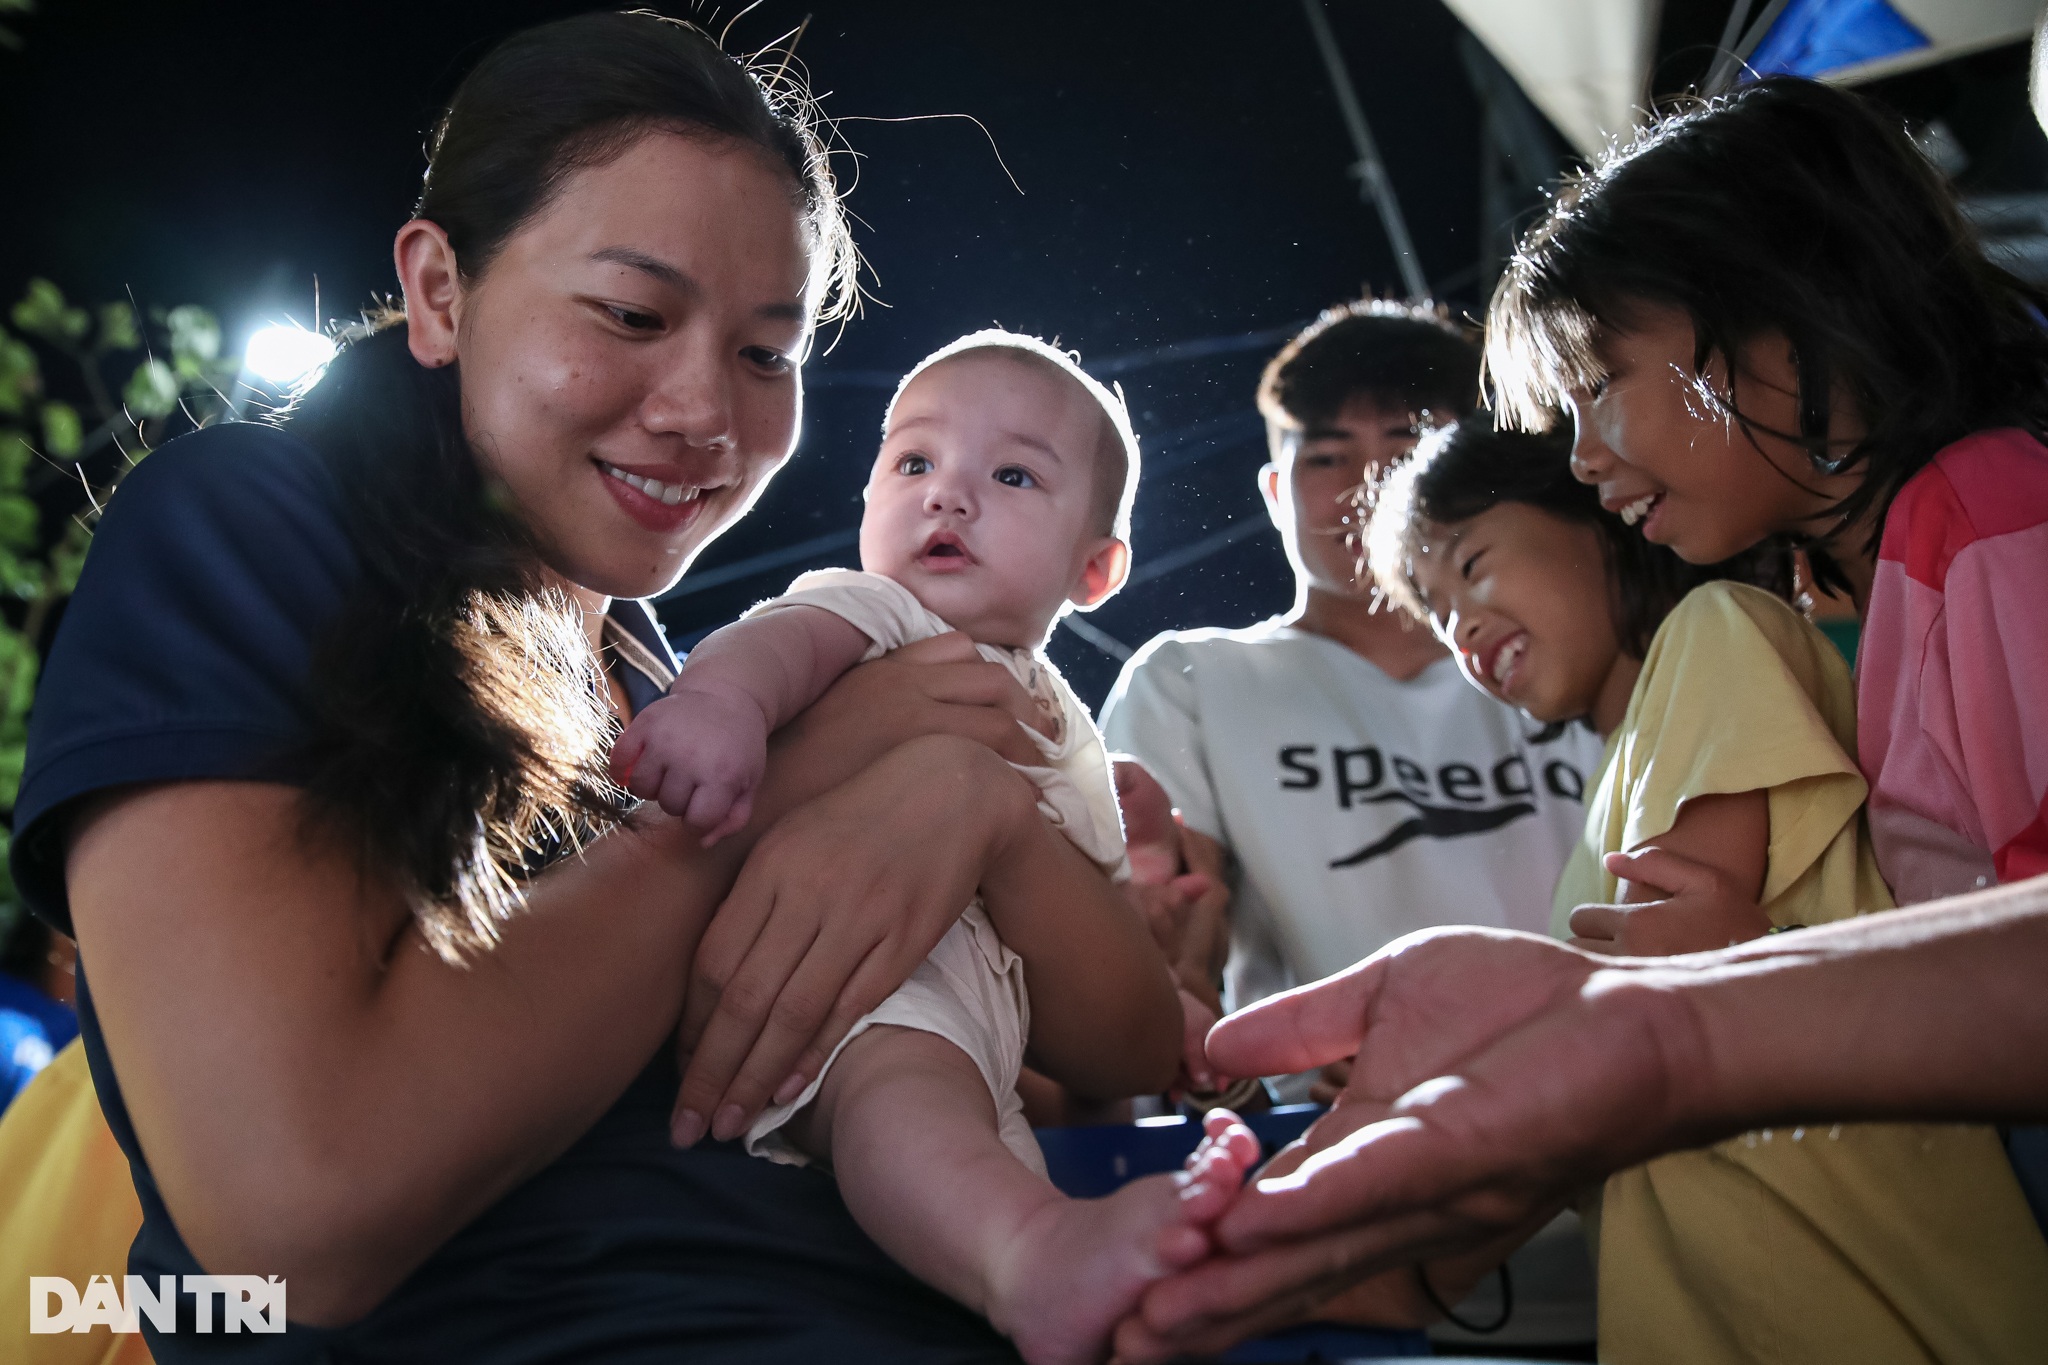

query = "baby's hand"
610;684;769;845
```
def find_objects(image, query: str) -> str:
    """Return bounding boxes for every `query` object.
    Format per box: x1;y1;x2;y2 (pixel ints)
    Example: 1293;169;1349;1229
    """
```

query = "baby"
613;331;1257;1365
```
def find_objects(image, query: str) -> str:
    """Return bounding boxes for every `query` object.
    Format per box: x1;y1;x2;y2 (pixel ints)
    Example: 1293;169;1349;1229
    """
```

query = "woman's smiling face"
416;130;815;601
1564;302;1856;566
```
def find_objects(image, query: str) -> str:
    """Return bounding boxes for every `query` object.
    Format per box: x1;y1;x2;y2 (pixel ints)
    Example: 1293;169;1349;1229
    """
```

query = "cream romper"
741;569;1130;1174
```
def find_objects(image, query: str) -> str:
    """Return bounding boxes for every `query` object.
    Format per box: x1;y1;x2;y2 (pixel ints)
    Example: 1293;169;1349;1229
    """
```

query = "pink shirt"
1857;428;2048;904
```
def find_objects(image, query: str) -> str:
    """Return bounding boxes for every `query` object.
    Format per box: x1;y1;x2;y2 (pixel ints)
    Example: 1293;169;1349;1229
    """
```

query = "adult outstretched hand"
1112;927;1704;1361
1116;875;2048;1360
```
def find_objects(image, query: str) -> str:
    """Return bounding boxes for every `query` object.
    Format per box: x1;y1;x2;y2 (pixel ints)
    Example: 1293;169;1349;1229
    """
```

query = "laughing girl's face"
1408;502;1638;734
1563;302;1861;566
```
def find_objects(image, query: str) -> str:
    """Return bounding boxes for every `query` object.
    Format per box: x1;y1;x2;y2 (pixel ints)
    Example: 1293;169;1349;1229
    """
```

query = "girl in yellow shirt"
1367;419;2048;1365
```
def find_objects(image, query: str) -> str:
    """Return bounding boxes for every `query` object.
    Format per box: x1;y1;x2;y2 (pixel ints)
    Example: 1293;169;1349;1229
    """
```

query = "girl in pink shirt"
1484;75;2048;912
1482;75;2048;1231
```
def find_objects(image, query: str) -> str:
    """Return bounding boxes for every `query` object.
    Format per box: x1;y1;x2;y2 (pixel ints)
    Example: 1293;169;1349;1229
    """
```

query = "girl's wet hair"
1486;76;2048;590
1369;419;1794;659
281;13;852;959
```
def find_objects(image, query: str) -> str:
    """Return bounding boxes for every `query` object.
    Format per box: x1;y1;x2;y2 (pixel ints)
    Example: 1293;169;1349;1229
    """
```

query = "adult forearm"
1662;874;2048;1137
982;791;1182;1098
70;785;739;1324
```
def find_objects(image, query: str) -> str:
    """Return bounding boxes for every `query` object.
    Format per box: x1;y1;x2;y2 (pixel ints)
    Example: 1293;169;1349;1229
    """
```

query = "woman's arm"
67;637;1048;1325
69;785;729;1326
1111;876;2048;1361
1567;790;1773;955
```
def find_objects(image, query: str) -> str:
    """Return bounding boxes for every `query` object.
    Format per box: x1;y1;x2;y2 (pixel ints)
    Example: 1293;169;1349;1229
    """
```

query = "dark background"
4;1;2042;706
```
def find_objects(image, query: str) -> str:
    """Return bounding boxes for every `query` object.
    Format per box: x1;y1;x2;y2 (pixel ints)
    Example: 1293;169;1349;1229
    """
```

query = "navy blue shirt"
12;422;1014;1363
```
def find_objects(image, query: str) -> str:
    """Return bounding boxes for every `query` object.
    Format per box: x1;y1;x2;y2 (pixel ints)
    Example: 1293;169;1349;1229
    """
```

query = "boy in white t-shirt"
1105;300;1597;1342
1102;300;1601;1025
612;331;1257;1365
1100;301;1602;1339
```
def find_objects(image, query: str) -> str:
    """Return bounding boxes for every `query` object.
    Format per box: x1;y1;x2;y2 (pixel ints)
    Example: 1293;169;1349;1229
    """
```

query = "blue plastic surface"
1035;1103;1325;1196
1747;0;1928;80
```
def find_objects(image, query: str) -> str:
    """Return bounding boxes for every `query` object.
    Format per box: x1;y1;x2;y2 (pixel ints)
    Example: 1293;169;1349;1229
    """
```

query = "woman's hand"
772;632;1047;778
1569;845;1774;956
668;734;1037;1146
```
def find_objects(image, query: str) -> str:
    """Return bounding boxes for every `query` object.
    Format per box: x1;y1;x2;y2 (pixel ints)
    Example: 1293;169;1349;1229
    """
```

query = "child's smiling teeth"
1618;493;1660;527
599;460;701;507
1491;635;1527;686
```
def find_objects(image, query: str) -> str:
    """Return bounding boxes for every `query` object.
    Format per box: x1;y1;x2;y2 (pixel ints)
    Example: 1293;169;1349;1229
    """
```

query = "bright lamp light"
243;324;337;386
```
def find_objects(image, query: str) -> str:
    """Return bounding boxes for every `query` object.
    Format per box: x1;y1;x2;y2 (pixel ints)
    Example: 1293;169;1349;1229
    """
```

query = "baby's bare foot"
987;1112;1260;1365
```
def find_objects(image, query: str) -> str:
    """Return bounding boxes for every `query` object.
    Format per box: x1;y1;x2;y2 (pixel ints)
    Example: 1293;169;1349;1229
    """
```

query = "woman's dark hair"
1258;298;1480;441
279;12;853;960
1485;76;2048;592
1368;419;1794;661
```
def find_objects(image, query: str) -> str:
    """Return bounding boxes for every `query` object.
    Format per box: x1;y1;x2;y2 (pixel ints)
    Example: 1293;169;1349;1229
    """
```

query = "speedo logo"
1273;744;1586;867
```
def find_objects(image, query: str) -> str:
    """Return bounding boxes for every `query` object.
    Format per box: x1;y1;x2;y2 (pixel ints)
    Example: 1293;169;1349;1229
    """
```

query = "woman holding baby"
10;13;1232;1362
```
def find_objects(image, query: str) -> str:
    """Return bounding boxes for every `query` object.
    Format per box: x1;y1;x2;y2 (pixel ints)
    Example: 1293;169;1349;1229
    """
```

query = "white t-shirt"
1101;619;1604;1011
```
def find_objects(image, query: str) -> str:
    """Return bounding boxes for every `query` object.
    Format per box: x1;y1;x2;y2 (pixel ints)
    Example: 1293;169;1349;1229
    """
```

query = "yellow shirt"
1551;581;1889;933
1556;583;2048;1365
0;1039;152;1363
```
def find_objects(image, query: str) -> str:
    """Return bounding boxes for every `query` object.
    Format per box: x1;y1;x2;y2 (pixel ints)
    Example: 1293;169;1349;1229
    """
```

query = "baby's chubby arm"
612;606;873;843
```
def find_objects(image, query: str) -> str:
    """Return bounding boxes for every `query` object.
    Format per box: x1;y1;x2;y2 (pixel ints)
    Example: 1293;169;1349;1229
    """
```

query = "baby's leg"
791;1025;1258;1365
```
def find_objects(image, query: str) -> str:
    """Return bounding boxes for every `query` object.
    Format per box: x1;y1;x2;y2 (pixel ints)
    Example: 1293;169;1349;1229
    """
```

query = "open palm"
1115;927;1705;1361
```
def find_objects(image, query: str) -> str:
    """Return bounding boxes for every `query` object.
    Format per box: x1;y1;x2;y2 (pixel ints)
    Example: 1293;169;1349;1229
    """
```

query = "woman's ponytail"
285;318;624;959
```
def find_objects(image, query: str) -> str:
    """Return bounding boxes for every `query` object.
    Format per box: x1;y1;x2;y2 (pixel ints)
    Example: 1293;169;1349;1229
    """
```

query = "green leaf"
0;334;40;416
40;399;81;457
0;547;44;598
97;301;139;352
50;536;88;595
124;358;179;419
166;305;222;367
0;740;23;811
0;493;38;551
0;623;39;732
0;430;30;488
11;280;88;344
10;278;68;340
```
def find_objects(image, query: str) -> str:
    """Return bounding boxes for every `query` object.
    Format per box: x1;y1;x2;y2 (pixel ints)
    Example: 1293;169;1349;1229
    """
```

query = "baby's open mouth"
919;530;976;565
